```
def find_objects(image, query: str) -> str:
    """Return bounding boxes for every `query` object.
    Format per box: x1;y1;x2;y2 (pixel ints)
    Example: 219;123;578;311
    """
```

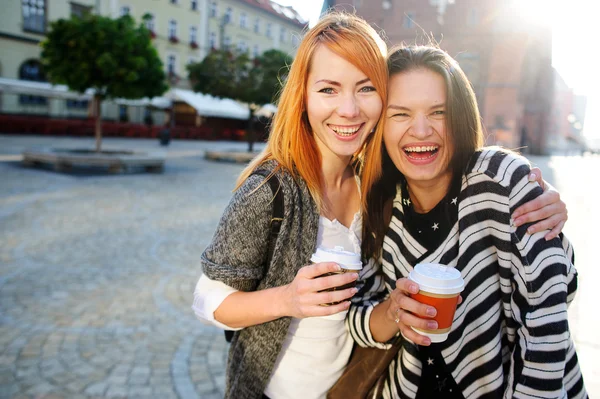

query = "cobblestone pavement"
0;135;266;399
0;135;599;398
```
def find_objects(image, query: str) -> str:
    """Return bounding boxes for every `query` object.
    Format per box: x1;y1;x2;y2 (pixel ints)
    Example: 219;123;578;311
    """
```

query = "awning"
171;88;250;120
0;78;276;120
0;77;93;100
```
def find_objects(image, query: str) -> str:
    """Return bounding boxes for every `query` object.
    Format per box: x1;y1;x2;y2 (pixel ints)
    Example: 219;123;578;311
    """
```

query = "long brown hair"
236;12;388;211
362;45;484;259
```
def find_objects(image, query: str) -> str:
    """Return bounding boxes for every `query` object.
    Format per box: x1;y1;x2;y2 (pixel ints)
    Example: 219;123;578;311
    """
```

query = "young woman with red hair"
193;13;568;399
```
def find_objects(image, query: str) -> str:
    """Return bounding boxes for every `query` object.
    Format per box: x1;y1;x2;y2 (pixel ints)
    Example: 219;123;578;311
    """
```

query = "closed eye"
431;110;445;119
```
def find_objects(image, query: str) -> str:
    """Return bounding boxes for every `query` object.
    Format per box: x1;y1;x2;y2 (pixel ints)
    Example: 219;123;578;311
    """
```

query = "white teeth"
404;146;438;152
330;125;361;136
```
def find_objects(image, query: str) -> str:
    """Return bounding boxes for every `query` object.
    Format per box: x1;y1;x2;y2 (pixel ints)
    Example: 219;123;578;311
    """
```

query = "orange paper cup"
408;263;464;343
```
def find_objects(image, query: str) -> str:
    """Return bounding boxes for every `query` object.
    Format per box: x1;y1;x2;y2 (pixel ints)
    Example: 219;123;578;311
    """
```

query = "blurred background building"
0;0;305;131
323;0;587;154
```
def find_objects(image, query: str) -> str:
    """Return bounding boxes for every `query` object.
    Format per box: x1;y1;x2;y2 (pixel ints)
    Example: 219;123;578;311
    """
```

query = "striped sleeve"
346;257;393;349
503;156;580;398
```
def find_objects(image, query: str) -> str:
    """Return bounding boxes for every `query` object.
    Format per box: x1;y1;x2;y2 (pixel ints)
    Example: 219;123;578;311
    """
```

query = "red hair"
237;12;388;212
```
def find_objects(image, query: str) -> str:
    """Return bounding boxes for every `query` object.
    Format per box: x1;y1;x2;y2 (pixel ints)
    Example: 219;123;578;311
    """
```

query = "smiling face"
384;68;452;188
306;45;383;162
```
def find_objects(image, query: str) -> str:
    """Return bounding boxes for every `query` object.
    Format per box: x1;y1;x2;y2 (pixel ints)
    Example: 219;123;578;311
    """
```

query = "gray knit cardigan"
201;160;320;399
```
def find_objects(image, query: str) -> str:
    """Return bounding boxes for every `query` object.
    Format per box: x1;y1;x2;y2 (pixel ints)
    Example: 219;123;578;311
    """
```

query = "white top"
192;212;362;399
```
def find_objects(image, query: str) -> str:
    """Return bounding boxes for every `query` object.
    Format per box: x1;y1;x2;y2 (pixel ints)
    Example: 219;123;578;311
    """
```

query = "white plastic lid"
408;263;464;295
310;246;362;270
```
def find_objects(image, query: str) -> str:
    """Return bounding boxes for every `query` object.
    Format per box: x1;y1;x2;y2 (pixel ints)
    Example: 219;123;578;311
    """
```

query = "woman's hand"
511;167;567;240
387;278;438;346
280;262;359;318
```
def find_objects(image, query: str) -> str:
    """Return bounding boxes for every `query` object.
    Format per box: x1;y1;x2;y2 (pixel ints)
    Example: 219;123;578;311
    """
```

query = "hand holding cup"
282;261;359;319
406;263;464;343
388;278;439;346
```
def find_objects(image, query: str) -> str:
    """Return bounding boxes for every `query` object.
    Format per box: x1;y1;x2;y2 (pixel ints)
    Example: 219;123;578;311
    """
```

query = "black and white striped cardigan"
348;148;587;399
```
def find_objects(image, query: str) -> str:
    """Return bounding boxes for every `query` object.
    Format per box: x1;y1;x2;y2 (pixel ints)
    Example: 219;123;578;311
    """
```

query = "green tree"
250;49;292;106
41;14;168;152
187;48;292;151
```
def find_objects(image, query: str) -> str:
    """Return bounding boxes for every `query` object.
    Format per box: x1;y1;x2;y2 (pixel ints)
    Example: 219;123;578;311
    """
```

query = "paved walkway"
0;135;598;398
0;135;265;399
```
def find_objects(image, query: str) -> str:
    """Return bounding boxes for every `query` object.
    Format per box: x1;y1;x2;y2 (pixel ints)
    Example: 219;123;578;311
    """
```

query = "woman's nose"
336;94;359;118
410;114;432;138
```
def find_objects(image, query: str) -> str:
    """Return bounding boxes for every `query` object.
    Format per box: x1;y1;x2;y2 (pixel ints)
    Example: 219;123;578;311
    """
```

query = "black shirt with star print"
400;177;466;399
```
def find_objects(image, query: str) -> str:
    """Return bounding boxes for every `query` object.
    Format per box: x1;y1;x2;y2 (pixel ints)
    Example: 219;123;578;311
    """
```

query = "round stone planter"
22;148;166;174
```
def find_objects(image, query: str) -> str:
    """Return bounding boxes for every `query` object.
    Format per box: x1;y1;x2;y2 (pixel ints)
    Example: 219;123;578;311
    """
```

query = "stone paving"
0;134;599;398
0;135;266;399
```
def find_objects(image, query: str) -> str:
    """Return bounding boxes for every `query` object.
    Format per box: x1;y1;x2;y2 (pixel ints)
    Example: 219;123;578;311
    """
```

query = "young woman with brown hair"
349;45;585;399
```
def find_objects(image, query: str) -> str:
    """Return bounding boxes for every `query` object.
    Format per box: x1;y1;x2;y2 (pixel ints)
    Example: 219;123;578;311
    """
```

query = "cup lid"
310;246;362;270
408;263;464;295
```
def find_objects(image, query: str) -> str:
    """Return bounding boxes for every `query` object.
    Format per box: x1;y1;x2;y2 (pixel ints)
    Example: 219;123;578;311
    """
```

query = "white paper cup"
408;263;464;343
310;246;362;305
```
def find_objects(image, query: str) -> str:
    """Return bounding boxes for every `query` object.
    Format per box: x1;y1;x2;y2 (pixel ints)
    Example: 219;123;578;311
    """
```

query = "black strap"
253;169;284;265
224;169;284;343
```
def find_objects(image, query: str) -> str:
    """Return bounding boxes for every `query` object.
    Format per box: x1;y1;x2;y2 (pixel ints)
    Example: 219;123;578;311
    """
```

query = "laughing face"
384;68;452;188
306;45;383;162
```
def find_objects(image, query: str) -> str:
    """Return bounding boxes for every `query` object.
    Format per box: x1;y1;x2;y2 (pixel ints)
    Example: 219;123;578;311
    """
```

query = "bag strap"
224;169;284;343
253;169;284;266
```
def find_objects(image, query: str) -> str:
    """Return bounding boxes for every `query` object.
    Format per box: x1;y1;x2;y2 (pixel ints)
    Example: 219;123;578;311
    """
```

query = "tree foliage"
187;48;292;106
250;49;293;106
41;14;167;99
40;14;168;151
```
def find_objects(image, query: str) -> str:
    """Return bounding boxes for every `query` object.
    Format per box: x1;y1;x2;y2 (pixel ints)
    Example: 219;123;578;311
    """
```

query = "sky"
274;0;599;140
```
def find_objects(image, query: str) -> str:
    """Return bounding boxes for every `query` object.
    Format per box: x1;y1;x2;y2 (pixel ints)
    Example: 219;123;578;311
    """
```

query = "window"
240;12;247;28
266;23;272;38
210;1;217;17
191;0;198;11
120;6;130;16
209;31;217;48
253;44;260;58
145;14;155;32
223;36;231;48
254;17;260;33
467;8;478;26
279;27;286;43
19;60;47;105
70;3;91;18
167;55;176;75
66;99;89;109
119;105;128;122
224;7;232;24
170;0;178;4
190;26;197;44
495;115;506;129
168;20;177;39
292;34;300;47
22;0;46;33
237;41;247;53
403;12;415;28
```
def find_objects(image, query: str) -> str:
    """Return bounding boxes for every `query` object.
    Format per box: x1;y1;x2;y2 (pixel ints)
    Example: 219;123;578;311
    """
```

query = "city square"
0;135;599;398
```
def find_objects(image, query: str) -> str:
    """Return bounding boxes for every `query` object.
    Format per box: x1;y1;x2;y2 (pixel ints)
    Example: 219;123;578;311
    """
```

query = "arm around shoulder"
505;154;579;397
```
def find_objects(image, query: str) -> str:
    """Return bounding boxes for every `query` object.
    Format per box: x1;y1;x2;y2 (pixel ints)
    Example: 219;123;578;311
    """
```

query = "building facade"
0;0;305;124
323;0;556;154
